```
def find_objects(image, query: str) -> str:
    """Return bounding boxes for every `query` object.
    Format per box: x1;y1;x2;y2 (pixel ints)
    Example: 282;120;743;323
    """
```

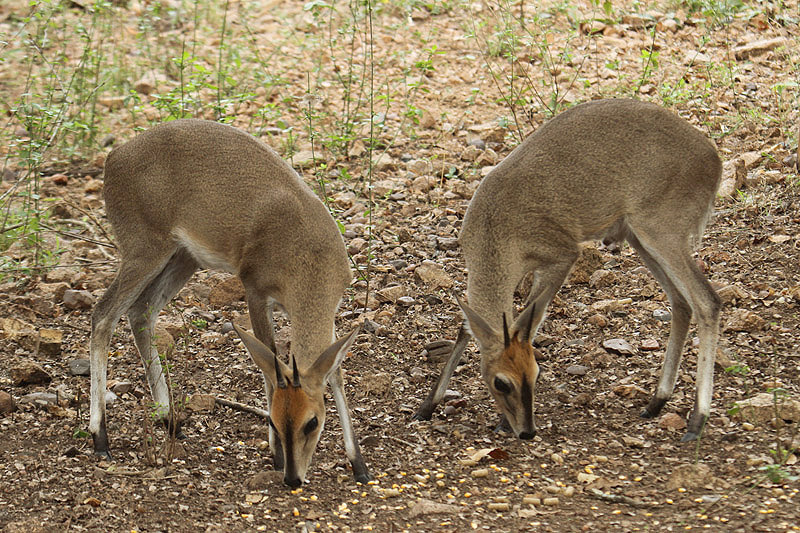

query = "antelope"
415;99;722;443
89;119;371;487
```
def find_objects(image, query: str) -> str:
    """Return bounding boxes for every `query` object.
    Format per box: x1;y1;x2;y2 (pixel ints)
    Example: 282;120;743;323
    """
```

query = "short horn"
291;355;301;388
275;354;287;389
502;312;510;348
519;302;537;344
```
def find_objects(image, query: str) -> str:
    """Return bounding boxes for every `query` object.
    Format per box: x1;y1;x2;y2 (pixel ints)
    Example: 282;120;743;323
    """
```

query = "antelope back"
103;119;351;356
234;324;358;486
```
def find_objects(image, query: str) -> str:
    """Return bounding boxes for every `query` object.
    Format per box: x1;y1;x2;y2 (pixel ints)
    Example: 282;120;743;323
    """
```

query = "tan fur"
421;99;722;442
88;119;370;487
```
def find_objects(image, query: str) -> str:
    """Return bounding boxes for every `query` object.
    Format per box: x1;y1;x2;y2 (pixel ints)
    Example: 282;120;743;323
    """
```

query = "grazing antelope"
415;99;722;443
89;119;371;487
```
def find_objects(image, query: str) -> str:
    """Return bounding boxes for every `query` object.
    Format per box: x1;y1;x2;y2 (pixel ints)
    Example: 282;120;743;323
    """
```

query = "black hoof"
412;405;434;421
680;431;699;442
355;472;373;484
93;449;112;461
640;408;656;419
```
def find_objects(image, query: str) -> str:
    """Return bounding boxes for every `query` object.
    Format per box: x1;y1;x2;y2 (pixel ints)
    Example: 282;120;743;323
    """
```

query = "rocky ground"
1;0;799;531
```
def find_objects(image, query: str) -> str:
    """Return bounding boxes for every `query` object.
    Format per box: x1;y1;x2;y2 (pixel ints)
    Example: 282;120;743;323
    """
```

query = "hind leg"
629;227;721;441
628;233;693;419
90;249;177;458
128;248;198;433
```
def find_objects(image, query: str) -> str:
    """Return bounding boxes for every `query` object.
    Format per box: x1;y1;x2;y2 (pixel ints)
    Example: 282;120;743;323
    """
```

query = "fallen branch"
215;397;270;419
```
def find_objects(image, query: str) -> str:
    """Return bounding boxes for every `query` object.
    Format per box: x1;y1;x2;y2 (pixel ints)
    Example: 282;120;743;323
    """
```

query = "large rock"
666;463;713;490
733;392;800;426
10;362;52;386
186;393;216;413
724;308;766;333
36;328;63;356
62;289;95;310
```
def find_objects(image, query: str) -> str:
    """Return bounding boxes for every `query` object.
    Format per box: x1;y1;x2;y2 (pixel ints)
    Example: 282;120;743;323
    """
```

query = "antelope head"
233;324;358;487
459;298;539;440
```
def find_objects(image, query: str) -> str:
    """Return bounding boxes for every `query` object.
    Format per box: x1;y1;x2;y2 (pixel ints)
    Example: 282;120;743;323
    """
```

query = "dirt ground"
1;0;799;531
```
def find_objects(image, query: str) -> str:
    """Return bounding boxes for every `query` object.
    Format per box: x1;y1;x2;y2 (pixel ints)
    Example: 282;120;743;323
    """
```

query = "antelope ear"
233;323;289;389
306;326;361;389
511;300;537;344
457;296;502;352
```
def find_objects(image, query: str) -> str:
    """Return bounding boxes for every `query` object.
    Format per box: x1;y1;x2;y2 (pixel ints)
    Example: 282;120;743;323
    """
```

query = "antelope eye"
494;377;513;394
303;416;319;435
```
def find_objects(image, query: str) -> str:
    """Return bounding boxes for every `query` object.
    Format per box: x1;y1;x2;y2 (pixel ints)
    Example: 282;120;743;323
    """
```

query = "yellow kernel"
634;477;642;482
612;510;622;514
292;508;299;517
666;499;674;504
678;487;686;492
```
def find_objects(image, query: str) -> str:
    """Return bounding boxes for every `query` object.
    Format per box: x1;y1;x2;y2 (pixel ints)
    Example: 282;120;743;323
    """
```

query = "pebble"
69;359;91;376
62;289;95;310
471;468;489;478
543;497;560;506
523;495;540;505
653;309;672;322
397;296;416;306
566;365;589;376
19;392;58;405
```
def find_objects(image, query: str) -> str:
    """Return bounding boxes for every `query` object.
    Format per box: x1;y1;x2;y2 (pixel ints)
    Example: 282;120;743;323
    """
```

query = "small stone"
435;237;459;251
247;471;282;490
621;435;645;448
36;328;63;356
376;285;406;303
724;308;766;333
471;468;489;478
348;237;367;254
640;338;660;351
409;367;426;383
587;314;608;327
110;382;133;395
10;362;52;386
659;412;687;430
589;269;616;288
653;309;671;322
69;359;91;376
133;72;169;95
414;260;453;289
566;365;589;376
371;153;397;171
19;391;58;405
390;259;408;271
542;497;559;506
62;289;95;310
406;159;433;176
612;384;649;398
602;338;636;355
411;175;437;193
397;296;416;306
186;393;216;413
0;391;17;415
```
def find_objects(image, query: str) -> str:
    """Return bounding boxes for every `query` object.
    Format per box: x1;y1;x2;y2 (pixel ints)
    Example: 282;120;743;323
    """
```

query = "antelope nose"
518;430;536;440
284;476;302;488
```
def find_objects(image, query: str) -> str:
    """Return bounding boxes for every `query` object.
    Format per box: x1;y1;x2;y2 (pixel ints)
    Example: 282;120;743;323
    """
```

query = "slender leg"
128;248;197;432
328;368;371;483
90;251;175;458
630;227;721;441
413;325;470;420
628;234;692;420
245;288;283;468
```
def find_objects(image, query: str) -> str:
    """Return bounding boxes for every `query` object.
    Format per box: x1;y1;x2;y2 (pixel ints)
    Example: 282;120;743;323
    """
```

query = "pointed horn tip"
291;355;301;387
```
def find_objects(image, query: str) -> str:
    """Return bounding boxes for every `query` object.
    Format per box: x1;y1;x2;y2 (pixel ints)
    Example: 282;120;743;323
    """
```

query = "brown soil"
1;1;799;531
